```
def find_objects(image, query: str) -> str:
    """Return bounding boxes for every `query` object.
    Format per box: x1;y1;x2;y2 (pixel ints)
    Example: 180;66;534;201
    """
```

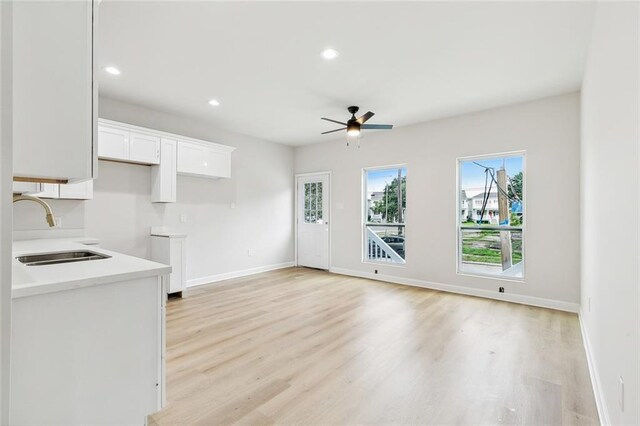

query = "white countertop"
13;239;171;299
150;226;187;238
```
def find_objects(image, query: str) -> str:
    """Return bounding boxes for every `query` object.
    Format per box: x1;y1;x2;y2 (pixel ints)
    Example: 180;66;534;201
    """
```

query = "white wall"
0;1;12;422
93;97;295;282
580;2;639;425
14;97;295;284
295;93;581;310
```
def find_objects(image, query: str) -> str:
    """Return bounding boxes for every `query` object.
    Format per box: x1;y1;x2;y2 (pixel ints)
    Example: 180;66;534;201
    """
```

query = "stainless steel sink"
16;250;111;266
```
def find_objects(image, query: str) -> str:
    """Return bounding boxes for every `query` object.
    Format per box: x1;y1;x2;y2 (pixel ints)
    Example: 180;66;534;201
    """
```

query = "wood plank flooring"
149;267;598;425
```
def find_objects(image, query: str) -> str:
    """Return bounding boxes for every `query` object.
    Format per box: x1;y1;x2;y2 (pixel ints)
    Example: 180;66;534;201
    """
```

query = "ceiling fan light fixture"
347;122;361;136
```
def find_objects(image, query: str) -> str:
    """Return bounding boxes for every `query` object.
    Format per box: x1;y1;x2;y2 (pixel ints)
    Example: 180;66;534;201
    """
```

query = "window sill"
456;270;525;284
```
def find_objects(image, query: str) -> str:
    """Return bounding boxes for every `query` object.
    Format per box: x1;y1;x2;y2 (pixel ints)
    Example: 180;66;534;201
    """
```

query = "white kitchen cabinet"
98;125;129;160
98;125;160;165
177;140;233;179
11;276;164;424
130;132;161;164
37;184;60;199
12;183;58;198
58;180;94;200
13;0;97;183
98;118;235;199
151;229;186;296
13;181;93;200
12;182;42;195
151;139;177;203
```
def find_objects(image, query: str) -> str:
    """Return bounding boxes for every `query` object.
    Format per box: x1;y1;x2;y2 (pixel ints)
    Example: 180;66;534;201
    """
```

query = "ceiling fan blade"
356;111;375;124
321;127;346;135
361;124;393;130
321;117;347;126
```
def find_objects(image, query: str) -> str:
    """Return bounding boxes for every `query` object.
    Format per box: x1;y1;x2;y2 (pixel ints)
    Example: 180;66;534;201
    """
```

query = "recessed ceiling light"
321;48;339;60
103;66;121;75
208;99;220;107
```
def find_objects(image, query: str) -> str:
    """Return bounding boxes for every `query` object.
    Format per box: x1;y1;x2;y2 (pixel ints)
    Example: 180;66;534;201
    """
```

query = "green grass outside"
462;230;523;265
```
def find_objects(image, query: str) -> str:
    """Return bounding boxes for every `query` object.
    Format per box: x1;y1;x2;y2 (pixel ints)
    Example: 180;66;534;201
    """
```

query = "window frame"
456;151;527;282
362;164;408;267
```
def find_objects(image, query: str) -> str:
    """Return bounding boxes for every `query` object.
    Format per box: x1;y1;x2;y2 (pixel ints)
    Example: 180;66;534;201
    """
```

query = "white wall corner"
187;262;295;288
329;267;580;313
579;310;610;426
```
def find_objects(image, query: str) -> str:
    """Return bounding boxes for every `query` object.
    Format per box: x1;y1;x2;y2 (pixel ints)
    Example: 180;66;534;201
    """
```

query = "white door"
297;173;330;269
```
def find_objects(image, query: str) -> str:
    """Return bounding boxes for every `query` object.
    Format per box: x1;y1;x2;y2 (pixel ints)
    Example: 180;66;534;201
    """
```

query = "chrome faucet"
12;194;56;227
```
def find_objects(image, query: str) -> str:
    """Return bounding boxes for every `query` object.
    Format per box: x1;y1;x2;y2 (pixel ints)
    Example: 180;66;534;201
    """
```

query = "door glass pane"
304;183;311;210
303;181;326;224
310;184;317;210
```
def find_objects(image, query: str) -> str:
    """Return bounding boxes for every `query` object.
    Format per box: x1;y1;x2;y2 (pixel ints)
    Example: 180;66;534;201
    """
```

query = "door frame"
294;171;332;269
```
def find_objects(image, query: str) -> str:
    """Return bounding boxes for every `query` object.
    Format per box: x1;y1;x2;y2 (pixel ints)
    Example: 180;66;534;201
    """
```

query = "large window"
458;153;524;279
364;166;407;264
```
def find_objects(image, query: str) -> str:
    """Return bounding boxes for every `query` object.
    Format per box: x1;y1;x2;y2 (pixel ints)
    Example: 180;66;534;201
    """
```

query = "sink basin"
16;250;111;266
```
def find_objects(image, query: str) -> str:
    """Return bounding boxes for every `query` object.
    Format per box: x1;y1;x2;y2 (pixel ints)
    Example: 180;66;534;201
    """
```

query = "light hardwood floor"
149;267;598;425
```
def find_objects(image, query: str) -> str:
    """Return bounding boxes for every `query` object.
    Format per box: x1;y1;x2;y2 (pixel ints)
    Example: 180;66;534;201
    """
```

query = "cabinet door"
36;184;60;199
177;142;206;175
204;148;231;178
151;139;177;203
13;0;95;182
168;238;186;294
130;132;160;165
13;182;42;195
98;126;130;161
58;180;93;200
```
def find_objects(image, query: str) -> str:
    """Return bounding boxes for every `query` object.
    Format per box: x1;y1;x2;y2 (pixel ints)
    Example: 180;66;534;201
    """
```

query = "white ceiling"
98;1;595;146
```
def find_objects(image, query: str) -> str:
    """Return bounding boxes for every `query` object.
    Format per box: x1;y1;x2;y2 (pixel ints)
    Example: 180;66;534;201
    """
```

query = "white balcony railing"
365;225;405;264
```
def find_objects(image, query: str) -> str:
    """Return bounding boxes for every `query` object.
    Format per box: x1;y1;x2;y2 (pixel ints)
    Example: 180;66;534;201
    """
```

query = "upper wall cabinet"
98;119;235;203
13;181;93;200
151;139;177;203
13;0;97;183
98;125;160;165
177;141;233;179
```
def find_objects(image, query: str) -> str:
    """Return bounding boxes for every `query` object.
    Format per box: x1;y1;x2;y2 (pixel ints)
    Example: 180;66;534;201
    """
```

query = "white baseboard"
329;267;580;313
187;261;295;288
579;310;608;425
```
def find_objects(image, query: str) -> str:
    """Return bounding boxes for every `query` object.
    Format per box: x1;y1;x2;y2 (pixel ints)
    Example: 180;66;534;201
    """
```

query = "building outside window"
458;153;525;279
363;166;407;265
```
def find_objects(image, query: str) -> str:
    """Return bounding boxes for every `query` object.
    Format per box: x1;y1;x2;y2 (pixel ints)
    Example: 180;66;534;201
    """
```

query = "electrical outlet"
620;376;625;412
499;287;505;293
179;214;187;223
374;269;378;274
247;249;255;257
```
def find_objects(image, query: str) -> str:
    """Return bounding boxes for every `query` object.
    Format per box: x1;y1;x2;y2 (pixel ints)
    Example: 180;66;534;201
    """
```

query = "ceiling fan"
321;106;393;137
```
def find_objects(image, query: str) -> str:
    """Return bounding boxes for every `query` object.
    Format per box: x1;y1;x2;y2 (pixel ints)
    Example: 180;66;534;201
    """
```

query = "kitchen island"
11;239;170;425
